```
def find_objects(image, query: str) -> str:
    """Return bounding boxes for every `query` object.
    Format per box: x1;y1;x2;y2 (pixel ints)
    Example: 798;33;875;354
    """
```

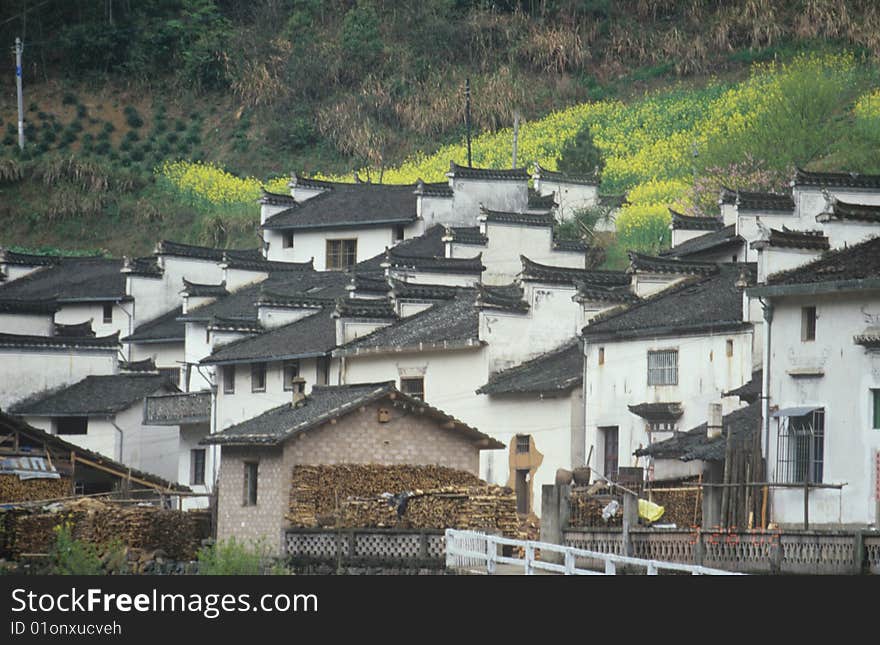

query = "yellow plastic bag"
638;498;665;522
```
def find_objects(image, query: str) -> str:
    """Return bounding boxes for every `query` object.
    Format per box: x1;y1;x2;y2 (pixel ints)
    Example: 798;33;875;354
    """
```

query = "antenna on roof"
465;78;472;168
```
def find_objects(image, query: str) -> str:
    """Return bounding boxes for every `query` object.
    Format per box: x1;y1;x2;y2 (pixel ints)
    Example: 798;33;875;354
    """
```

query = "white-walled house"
531;163;600;222
0;331;119;409
476;340;585;516
748;236;880;529
582;262;755;484
10;373;180;482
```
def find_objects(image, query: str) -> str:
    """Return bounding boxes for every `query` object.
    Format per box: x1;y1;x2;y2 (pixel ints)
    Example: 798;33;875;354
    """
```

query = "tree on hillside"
556;124;604;177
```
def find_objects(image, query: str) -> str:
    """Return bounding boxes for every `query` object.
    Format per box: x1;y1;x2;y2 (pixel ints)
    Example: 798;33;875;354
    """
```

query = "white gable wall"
0;312;53;335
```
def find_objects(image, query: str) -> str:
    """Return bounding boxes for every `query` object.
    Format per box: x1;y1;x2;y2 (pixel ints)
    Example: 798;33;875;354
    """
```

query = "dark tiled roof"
390;279;467;301
447;161;529;181
350;274;391;295
178;281;263;322
203;381;502;448
119;358;157;372
476;283;529;313
854;326;880;349
574;283;638;304
627;252;719;276
221;251;314;273
447;226;488;246
477;340;581;395
11;374;172;416
635;402;760;462
182;279;228;298
335;296;397;319
628;402;683;422
0;257;126;303
520;256;629;286
819;200;880;223
0;249;62;266
0;411;186;491
290;173;337;191
661;225;744;259
202;309;336;365
414;179;453;198
735;190;794;212
723;370;762;404
528;190;557;209
123;256;162;277
481;208;554;227
764;236;880;286
582;264;755;341
553;237;589;252
123;306;184;343
54;321;94;337
532;162;599;186
388;252;484;275
793;167;880;190
208;317;263;333
354;225;449;274
670;210;724;231
0;299;58;314
263;182;420;230
259;189;297;206
0;331;119;351
155;240;261;262
756;227;830;250
336;291;481;355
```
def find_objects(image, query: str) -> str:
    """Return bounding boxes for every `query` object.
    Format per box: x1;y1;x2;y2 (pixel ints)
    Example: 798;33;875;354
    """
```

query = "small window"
190;449;206;486
283;232;294;248
56;417;88;435
726;339;734;358
647;349;678;386
326;239;358;271
205;327;210;344
251;363;267;392
516;434;531;453
394;225;405;242
873;390;880;430
400;376;425;401
776;409;825;484
243;462;258;506
598;347;605;366
647;421;677;434
283;360;300;391
159;367;181;387
102;304;113;324
223;365;236;394
801;306;817;342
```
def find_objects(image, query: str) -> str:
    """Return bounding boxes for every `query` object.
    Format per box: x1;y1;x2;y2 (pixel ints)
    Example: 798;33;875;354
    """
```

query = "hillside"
1;1;880;257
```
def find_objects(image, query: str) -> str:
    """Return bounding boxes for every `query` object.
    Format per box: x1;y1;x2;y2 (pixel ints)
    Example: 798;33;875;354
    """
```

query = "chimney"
291;377;307;406
707;402;722;439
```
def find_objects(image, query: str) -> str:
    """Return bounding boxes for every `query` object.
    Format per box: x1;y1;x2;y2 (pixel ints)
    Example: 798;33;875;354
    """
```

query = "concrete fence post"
694;529;704;567
622;491;638;558
854;530;865;575
540;484;571;564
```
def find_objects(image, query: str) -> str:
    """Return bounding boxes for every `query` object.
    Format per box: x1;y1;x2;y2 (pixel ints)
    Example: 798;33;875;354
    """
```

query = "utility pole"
465;78;472;168
512;111;520;169
15;37;25;151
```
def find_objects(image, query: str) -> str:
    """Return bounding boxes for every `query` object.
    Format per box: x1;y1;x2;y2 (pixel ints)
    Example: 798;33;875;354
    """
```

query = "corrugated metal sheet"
0;456;60;480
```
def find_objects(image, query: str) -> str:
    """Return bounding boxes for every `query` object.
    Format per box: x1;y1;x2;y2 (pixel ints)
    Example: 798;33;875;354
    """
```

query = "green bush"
2;135;16;146
102;121;115;134
62;92;77;105
197;538;278;575
124;106;144;129
37;111;49;121
76;104;88;119
124;130;140;143
94;141;112;155
174;119;187;132
28;102;38;112
47;524;125;575
69;121;83;133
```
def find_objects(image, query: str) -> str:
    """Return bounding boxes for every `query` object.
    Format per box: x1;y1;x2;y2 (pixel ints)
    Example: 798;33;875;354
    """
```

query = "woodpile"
647;484;702;528
569;490;623;527
287;465;520;537
0;474;69;503
6;498;209;560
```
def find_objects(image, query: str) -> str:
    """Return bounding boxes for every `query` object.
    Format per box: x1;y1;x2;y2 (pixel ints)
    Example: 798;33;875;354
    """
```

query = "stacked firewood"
647;487;702;528
287;465;519;536
0;474;69;503
8;498;208;559
569;489;623;527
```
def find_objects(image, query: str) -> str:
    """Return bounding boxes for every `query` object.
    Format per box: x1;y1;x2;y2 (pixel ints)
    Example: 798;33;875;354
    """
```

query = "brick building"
203;381;502;550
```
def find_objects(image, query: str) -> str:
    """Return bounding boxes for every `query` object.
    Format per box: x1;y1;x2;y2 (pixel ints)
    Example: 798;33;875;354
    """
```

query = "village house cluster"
2;161;879;552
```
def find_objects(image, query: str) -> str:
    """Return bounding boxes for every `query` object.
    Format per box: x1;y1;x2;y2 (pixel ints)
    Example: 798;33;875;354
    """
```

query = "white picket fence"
445;529;743;575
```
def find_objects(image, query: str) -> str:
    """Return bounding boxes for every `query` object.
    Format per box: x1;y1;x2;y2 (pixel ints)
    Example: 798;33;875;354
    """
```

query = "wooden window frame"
190;449;206;486
282;232;294;249
243;462;258;506
251;362;267;393
801;306;817;342
102;303;113;324
400;376;425;401
326;239;358;271
283;360;301;391
222;365;236;394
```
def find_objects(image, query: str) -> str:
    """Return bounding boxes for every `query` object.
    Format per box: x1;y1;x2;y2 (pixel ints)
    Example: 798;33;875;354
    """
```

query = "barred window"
251;363;267;393
326;239;357;270
516;434;530;453
190;449;206;486
283;360;300;391
223;365;235;394
776;409;825;484
647;349;678;386
400;377;425;401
